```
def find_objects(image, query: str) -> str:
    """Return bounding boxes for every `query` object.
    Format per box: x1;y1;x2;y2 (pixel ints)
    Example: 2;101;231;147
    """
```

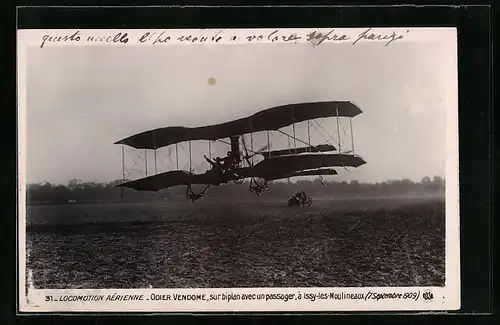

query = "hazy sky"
25;40;456;185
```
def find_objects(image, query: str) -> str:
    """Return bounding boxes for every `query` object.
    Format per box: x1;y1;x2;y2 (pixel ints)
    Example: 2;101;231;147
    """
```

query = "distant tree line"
26;176;445;205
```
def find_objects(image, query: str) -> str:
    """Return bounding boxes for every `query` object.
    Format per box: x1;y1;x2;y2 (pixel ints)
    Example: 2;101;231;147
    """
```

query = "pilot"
223;151;234;166
204;155;224;174
205;152;239;179
225;151;242;178
220;151;233;164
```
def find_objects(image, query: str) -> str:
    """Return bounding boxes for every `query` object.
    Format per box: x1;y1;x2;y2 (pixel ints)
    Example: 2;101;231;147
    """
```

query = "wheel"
233;178;244;185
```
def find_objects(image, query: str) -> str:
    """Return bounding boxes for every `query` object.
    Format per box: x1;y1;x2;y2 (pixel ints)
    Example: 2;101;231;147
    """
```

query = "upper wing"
115;101;362;149
117;170;223;191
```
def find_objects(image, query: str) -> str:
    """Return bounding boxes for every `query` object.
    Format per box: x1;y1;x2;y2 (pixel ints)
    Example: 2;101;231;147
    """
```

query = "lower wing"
263;168;338;181
116;170;222;191
117;154;366;191
240;153;366;178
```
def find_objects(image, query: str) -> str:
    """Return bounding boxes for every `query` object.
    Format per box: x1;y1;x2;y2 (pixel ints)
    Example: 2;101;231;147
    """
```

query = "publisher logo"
422;290;434;302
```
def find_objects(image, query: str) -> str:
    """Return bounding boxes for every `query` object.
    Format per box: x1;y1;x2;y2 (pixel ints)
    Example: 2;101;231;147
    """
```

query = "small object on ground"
288;190;313;207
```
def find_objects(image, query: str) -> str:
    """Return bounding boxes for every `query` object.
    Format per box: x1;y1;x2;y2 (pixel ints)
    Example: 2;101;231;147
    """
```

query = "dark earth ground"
25;195;445;289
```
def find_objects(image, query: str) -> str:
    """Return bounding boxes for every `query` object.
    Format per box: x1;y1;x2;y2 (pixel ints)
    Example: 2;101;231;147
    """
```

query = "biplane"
114;101;366;202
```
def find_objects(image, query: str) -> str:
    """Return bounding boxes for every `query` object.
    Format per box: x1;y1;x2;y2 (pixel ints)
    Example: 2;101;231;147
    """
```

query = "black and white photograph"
18;28;460;312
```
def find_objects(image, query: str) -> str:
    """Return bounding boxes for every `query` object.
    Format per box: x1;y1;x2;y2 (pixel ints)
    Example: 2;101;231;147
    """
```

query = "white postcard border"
17;27;460;313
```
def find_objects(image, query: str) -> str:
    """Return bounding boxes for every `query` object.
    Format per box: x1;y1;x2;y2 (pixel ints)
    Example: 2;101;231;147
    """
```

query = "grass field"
25;195;445;289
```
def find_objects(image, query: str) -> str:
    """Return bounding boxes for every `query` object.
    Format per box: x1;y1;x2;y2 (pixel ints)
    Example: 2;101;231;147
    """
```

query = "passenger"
221;151;241;178
206;151;241;180
205;154;239;180
204;155;224;175
221;151;234;166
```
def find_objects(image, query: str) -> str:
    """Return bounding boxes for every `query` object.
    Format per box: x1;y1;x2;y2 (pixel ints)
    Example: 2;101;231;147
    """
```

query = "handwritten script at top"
38;28;410;48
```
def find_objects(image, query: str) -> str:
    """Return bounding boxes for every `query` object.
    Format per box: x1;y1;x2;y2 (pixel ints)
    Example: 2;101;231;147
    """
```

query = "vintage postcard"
17;27;459;313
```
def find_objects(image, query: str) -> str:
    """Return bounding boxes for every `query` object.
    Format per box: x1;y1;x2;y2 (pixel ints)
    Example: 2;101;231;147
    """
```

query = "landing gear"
249;177;268;196
233;178;245;185
185;184;210;202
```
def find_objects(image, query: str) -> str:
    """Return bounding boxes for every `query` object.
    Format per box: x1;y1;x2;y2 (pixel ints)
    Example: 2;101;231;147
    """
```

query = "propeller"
243;144;270;160
240;135;269;165
240;135;252;166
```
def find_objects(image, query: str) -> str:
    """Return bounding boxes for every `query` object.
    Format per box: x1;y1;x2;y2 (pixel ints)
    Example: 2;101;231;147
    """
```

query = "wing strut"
292;123;297;149
350;117;355;155
267;130;271;158
287;131;291;183
336;107;341;154
153;132;157;174
287;132;291;154
188;140;192;172
121;145;125;181
307;120;311;152
121;145;125;199
250;132;254;165
175;143;179;170
144;149;148;177
154;150;157;174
